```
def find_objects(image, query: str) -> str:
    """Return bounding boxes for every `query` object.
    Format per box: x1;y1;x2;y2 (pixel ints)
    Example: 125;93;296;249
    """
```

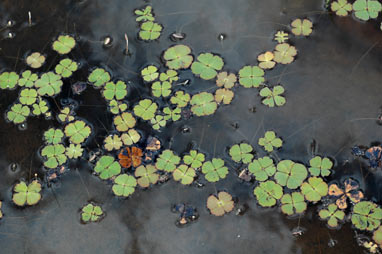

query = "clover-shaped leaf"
260;85;286;107
109;100;128;115
190;92;217;116
274;43;297;64
150;115;166;130
301;177;328;202
134;6;154;22
57;107;75;123
291;19;313;36
88;68;111;88
163;44;194;70
35;72;63;96
238;66;265;88
12;180;42;206
52;35;76;54
152;81;171;97
329;178;364;209
64;120;91;144
275;160;308;189
229;143;254;164
7;103;30;124
65;144;83;159
215;88;234;105
41;144;67;168
254;180;283;207
331;0;353;16
258;131;283;152
94;155;121;180
351;201;382;231
139;21;162;40
133;99;158;120
155;149;180;172
26;52;45;68
202;158;228;182
135;165;159;188
118;147;143;168
19;88;37;105
248;156;276;181
121;129;141;145
113;112;136;132
159;70;179;83
191;53;224;80
281;192;307;215
170;91;190;108
102;81;127;101
258;51;276;69
18;70;38;87
55;58;78;78
141;65;159;82
81;203;103;223
163;107;181;121
112;174;137;197
183;150;205;169
43;128;64;144
319;203;345;228
309;156;333;177
173;164;196;185
353;0;382;21
32;99;49;116
0;71;19;89
216;72;236;88
207;191;234;216
274;31;289;43
104;134;123;151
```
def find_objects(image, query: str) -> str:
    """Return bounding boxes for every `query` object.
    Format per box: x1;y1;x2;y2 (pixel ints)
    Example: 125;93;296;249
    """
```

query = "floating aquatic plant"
0;71;19;89
275;160;307;189
41;144;67;168
135;165;159;188
134;6;154;22
18;70;37;87
120;129;141;145
308;156;333;177
26;52;45;69
88;68;111;88
94;155;121;180
258;52;276;69
216;72;236;88
81;203;103;223
258;131;283;152
260;85;286;107
12;180;41;206
57;107;75;123
6;103;30;124
273;43;297;64
319;203;345;228
112;174;137;197
331;0;353;16
150;115;166;130
55;58;78;78
19;88;37;105
102;81;128;101
141;65;159;82
215;88;234;105
163;107;181;121
202;158;229;182
35;72;63;96
301;177;328;202
52;35;76;54
190;92;217;116
248;156;276;181
163;45;193;70
229;143;254;164
254;180;283;207
64;120;91;144
183;150;205;169
155;149;180;172
173;164;196;185
207;191;234;216
373;226;382;248
353;0;382;21
328;178;364;209
104;134;123;151
159;70;179;83
274;31;289;43
191;53;224;80
118;147;143;168
152;81;171;97
133;99;158;121
109;100;128;115
113;112;136;132
65;143;83;159
238;66;265;88
363;241;379;253
365;146;382;168
291;19;313;36
139;21;162;41
280;192;307;215
351;201;382;231
32;99;49;116
43;128;64;144
170;91;190;108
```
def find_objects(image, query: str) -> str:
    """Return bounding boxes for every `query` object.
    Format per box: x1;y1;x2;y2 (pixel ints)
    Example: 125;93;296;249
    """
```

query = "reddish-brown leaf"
118;147;143;168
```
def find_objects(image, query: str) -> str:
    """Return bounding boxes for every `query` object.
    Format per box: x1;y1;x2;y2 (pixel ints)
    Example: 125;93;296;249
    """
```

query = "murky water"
0;0;381;253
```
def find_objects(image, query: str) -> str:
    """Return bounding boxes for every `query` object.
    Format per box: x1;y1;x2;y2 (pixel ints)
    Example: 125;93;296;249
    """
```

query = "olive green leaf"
155;149;181;172
0;71;19;89
183;150;205;169
141;65;159;82
202;158;229;182
52;35;76;54
275;160;308;189
139;21;162;40
112;174;137;197
191;53;224;80
260;85;286;107
65;144;83;159
7;103;30;124
274;31;289;43
207;191;234;216
159;70;179;83
41;144;67;168
163;107;181;121
150;115;167;130
301;177;328;202
102;81;128;101
94;155;121;180
309;156;333;177
64;120;91;144
216;72;236;88
273;43;297;64
152;81;171;97
319;203;345;228
173;164;196;185
113;112;136;132
215;88;234;105
55;58;78;78
18;70;38;87
163;45;194;70
170;91;190;108
44;128;64;144
351;201;382;231
32;99;49;116
104;134;123;151
229;143;254;164
109;100;128;115
248;156;276;181
353;0;382;21
373;226;382;247
81;203;103;223
19;88;37;105
291;19;313;36
281;192;307;215
258;131;283;152
121;129;141;145
88;68;111;88
57;107;75;123
135;165;159;188
26;52;45;69
238;66;265;88
331;0;353;16
254;180;283;207
257;51;276;70
35;72;63;96
134;6;154;22
133;99;158;120
12;180;42;206
190;92;218;116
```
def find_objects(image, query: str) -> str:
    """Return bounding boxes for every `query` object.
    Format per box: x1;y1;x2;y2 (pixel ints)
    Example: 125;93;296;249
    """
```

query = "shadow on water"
0;0;382;253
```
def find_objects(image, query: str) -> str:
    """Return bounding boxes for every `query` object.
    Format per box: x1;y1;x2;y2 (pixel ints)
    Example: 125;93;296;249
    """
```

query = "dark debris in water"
172;203;199;227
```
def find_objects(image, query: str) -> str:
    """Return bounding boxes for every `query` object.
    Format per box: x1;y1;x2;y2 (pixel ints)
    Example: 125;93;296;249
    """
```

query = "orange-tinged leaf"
347;190;364;204
344;178;360;193
328;184;344;196
336;195;347;210
118;147;143;168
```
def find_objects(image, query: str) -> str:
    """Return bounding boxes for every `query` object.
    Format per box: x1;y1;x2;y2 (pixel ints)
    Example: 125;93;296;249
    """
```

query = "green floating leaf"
150;115;166;130
173;164;196;185
32;99;49;116
64;120;91;144
121;129;141;145
274;43;297;64
18;70;38;87
141;65;159;82
291;19;313;36
190;92;217;116
275;160;308;189
260;85;286;107
248;156;276;181
191;53;224;80
301;177;328;202
229;143;254;164
139;21;162;41
331;0;353;16
373;226;382;248
12;180;42;206
134;6;154;22
112;174;137;197
281;192;307;215
44;128;64;144
253;180;283;207
155;149;180;172
55;58;78;78
215;88;234;105
351;201;382;231
207;191;234;216
135;165;159;188
65;143;83;159
35;72;63;96
319;203;345;228
202;158;228;182
163;107;181;121
109;100;128;115
309;156;333;177
26;52;45;69
57;107;75;123
152;81;171;97
104;134;123;151
102;81;128;101
133;99;158;121
0;71;19;89
81;203;103;223
19;88;37;105
113;112;136;132
216;72;236;89
274;31;289;43
7;103;30;124
41;144;67;168
88;68;111;88
183;150;205;169
238;66;265;88
163;45;193;70
353;0;382;21
159;70;179;83
258;131;283;152
170;91;190;108
52;35;76;54
94;155;121;180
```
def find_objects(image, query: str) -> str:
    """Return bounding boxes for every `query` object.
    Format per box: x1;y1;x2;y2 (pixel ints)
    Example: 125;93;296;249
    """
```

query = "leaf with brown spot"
118;147;143;168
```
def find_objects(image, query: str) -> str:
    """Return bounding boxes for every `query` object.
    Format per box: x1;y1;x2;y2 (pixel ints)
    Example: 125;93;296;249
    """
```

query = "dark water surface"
0;0;381;253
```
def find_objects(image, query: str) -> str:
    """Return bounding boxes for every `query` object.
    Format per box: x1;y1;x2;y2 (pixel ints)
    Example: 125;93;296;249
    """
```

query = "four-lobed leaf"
238;66;265;88
104;134;123;151
319;203;345;228
55;58;78;78
254;180;283;207
81;203;103;223
207;192;234;216
18;70;38;87
353;0;382;21
301;177;328;202
112;174;137;197
53;35;76;54
248;156;276;181
133;99;158;120
44;128;64;144
141;65;159;82
258;51;276;69
12;180;42;206
202;158;229;182
191;53;224;80
152;81;171;97
65;144;83;159
7;103;30;124
309;156;333;177
163;45;193;70
183;150;205;169
281;192;307;215
114;112;136;132
19;88;37;105
35;72;63;96
135;165;159;188
229;143;254;164
351;201;382;231
88;68;111;88
26;52;45;69
94;155;121;180
0;72;19;89
41;144;67;168
139;21;162;40
216;72;236;88
155;149;181;172
275;160;308;189
258;131;283;152
331;0;353;16
173;164;196;185
291;19;313;36
260;85;286;107
64;120;91;144
170;91;190;108
190;92;217;116
273;43;297;64
215;88;234;105
102;81;128;101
